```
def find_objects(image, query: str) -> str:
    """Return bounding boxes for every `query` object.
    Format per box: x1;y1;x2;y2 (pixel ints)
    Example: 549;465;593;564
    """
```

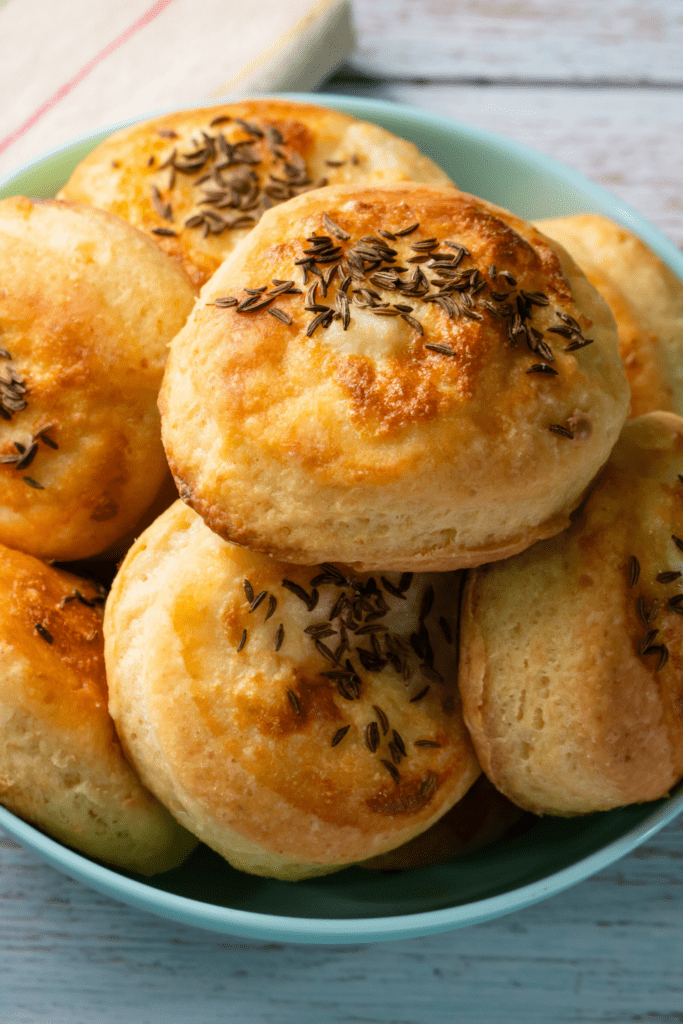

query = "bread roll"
360;774;526;870
459;411;683;815
160;183;630;571
104;500;480;880
0;197;195;561
536;214;683;417
58;98;454;288
0;542;197;874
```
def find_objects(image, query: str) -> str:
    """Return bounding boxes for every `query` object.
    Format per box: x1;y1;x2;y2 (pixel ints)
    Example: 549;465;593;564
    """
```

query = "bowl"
1;93;683;944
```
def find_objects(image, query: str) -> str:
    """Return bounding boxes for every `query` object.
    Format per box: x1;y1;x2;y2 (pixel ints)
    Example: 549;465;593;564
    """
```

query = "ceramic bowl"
1;93;682;943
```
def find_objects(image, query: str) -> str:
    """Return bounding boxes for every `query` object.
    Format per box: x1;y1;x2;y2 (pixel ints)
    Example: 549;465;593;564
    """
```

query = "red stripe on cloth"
0;0;176;159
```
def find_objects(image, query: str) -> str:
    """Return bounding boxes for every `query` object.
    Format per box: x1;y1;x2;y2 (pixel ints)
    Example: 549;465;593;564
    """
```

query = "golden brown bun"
104;500;481;880
360;774;526;870
535;214;683;417
58;99;454;288
93;470;179;563
160;183;630;572
0;197;195;561
459;411;683;816
0;543;197;874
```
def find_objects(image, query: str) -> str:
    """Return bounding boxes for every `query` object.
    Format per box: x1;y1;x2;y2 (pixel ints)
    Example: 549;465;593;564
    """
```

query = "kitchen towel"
0;0;353;178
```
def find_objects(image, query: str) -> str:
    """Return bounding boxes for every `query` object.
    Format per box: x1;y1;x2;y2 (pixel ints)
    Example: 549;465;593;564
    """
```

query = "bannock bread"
0;543;197;874
104;501;480;880
160;182;630;571
0;197;195;561
536;214;683;417
58;98;454;288
459;411;683;816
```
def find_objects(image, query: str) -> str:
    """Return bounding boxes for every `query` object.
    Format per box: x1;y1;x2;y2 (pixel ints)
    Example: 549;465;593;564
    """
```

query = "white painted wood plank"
2;818;683;1023
322;80;683;248
347;0;683;83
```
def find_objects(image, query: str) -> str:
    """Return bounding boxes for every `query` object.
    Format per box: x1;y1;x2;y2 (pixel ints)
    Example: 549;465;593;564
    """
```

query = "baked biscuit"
0;197;195;561
0;543;197;874
360;774;525;870
160;183;630;572
536;214;683;417
104;500;480;880
459;411;683;816
58;99;454;288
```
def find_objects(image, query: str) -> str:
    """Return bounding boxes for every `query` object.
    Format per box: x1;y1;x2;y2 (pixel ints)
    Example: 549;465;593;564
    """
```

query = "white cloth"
0;0;353;178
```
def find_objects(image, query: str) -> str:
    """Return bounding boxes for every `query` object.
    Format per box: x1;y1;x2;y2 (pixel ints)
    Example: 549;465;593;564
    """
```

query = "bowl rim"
2;790;681;942
1;91;682;943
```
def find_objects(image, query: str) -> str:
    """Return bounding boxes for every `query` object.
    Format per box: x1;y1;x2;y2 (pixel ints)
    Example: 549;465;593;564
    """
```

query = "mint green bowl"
1;94;682;943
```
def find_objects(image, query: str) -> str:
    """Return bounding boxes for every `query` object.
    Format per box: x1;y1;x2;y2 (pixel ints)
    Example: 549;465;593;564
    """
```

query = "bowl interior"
113;802;677;918
1;94;682;942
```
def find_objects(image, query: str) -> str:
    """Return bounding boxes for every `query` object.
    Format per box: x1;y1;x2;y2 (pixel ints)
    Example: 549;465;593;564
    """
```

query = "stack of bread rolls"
1;97;682;882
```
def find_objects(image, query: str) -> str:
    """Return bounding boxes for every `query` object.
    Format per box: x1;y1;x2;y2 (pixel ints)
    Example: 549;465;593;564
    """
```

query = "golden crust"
459;411;683;816
536;214;683;417
0;197;195;561
103;500;481;880
58;99;454;288
160;183;630;571
0;543;197;873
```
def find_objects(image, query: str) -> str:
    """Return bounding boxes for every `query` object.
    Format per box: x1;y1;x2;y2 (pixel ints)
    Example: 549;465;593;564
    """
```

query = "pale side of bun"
536;214;683;417
58;98;454;288
0;197;195;561
160;183;630;572
104;501;480;880
459;411;683;816
0;543;197;874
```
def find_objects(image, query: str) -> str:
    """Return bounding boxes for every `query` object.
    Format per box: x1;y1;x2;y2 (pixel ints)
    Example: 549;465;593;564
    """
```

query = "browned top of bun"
0;196;194;561
160;183;629;572
104;501;481;878
58;99;453;288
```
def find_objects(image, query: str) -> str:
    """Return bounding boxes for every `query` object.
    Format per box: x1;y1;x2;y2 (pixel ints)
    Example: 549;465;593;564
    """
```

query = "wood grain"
347;0;683;83
3;819;683;1022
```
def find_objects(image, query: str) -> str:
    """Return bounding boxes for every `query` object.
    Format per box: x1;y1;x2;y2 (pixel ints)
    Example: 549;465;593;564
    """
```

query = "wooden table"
3;2;683;1020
